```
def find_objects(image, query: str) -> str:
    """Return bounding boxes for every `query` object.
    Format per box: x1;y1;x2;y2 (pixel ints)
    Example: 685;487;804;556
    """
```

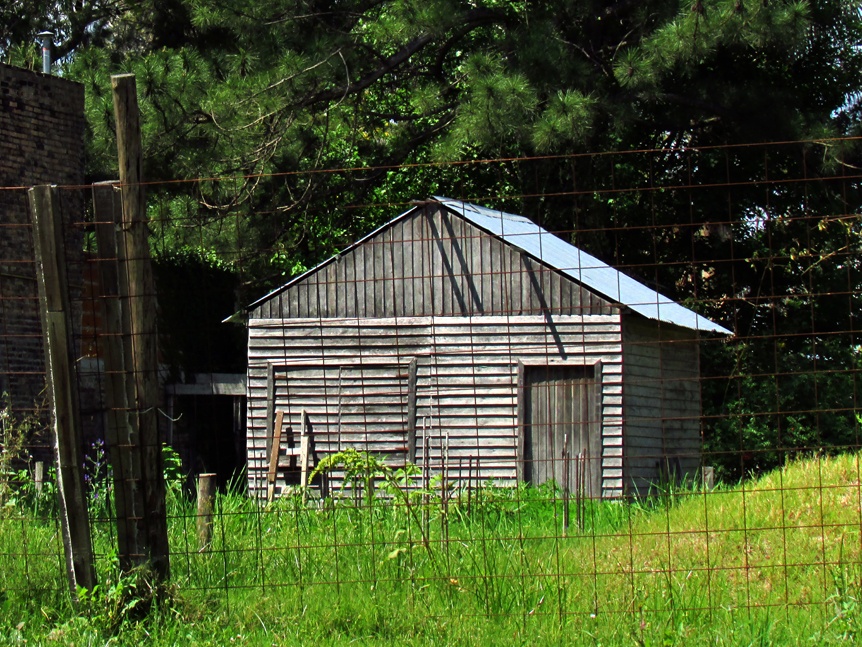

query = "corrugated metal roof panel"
435;197;732;335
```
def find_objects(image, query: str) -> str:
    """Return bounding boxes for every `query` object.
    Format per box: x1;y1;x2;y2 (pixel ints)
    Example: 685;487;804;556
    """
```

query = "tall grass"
2;453;862;645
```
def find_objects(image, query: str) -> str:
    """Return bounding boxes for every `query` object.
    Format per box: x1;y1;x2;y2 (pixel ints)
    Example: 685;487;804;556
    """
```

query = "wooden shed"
245;198;731;499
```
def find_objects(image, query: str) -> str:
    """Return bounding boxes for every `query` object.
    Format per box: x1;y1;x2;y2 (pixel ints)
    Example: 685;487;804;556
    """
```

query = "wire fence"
2;139;862;642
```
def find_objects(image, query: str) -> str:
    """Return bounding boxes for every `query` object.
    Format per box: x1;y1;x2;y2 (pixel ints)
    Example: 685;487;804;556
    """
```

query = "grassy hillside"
1;453;861;645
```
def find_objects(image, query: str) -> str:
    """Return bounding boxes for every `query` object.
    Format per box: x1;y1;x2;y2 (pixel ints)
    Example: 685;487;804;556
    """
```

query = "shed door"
523;365;601;496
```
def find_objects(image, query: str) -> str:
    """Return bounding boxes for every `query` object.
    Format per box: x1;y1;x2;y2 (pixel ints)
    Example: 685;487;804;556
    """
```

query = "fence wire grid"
2;139;862;644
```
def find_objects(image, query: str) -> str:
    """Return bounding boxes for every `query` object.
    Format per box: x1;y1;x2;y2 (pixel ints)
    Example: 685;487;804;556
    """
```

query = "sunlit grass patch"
2;452;862;644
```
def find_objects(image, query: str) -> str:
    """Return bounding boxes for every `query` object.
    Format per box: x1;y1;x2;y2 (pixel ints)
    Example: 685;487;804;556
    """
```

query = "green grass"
2;453;862;645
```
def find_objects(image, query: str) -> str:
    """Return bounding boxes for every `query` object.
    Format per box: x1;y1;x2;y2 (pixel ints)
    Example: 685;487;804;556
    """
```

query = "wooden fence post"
29;185;96;595
196;473;217;550
702;466;715;491
33;461;44;495
92;182;146;572
111;73;170;580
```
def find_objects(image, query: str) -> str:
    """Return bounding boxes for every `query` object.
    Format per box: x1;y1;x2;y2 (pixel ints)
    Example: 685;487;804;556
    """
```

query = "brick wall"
0;63;85;447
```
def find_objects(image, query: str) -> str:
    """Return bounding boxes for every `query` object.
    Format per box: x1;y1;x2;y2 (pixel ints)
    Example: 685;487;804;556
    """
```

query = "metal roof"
247;197;732;335
435;197;731;335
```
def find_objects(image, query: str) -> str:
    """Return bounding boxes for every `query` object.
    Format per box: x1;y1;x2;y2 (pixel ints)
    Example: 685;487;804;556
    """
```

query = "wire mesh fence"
2;139;862;643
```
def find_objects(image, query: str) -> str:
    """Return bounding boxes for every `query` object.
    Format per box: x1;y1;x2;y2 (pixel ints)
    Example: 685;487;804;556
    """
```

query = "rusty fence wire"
1;139;862;642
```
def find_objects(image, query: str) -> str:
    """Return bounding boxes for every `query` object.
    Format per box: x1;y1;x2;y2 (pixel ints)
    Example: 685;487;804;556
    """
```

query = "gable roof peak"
246;196;732;336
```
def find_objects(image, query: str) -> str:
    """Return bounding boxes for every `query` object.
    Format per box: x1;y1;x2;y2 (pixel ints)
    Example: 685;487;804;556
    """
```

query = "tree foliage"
10;0;850;278
3;0;862;476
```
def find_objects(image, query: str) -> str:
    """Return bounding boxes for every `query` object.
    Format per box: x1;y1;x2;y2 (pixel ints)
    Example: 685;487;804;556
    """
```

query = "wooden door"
523;365;601;496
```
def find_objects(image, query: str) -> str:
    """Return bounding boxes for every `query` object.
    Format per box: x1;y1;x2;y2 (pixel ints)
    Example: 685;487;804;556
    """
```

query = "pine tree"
4;1;862;471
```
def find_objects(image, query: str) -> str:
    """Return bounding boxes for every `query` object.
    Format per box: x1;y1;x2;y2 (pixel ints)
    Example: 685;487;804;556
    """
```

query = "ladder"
266;409;314;502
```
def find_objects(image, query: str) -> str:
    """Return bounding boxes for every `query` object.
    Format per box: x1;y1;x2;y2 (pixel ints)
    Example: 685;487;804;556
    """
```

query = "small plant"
84;438;112;519
0;393;40;513
311;448;393;505
828;543;861;640
312;449;437;555
76;565;178;634
10;464;57;516
161;443;185;494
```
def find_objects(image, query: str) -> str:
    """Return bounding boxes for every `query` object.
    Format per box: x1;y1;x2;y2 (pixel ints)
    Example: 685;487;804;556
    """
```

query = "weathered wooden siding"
621;316;702;493
247;315;624;498
270;363;412;460
251;206;616;320
523;365;602;495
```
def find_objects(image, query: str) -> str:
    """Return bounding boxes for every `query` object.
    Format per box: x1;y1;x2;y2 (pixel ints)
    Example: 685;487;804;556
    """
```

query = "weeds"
0;393;41;513
826;543;861;641
77;565;179;633
3;452;862;645
83;438;112;519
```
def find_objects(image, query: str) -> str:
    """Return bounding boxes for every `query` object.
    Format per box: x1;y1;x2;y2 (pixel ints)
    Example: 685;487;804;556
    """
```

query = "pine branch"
304;8;509;107
432;8;511;79
302;34;435;106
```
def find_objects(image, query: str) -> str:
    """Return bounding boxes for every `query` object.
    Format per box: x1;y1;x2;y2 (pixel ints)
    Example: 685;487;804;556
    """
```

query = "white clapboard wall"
622;317;702;491
245;203;707;499
247;315;625;499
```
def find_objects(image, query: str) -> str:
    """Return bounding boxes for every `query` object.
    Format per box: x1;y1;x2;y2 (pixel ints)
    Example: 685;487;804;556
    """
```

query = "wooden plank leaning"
267;410;285;502
29;185;96;596
299;410;311;489
299;410;326;501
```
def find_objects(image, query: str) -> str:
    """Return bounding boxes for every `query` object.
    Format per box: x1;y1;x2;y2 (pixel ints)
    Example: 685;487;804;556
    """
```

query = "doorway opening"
171;394;247;491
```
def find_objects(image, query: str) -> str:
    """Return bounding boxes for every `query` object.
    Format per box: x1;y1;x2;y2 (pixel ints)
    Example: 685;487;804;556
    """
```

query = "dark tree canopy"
5;2;857;263
4;0;862;477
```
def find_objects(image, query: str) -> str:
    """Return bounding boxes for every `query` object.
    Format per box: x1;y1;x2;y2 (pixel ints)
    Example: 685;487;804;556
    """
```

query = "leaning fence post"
29;184;96;595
